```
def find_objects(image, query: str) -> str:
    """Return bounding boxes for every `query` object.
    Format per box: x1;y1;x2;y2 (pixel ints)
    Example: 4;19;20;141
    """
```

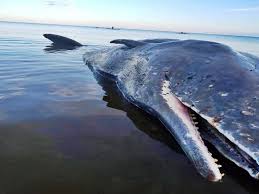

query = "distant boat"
96;26;120;30
111;26;120;30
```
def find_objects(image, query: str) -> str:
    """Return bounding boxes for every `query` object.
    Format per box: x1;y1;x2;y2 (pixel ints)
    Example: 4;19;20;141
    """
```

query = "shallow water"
0;21;259;194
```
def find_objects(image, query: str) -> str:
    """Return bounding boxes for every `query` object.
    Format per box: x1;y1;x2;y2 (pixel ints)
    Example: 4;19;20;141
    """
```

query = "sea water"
0;21;259;194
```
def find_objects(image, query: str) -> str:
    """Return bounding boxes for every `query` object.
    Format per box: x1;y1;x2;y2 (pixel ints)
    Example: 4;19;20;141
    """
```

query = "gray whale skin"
44;34;259;182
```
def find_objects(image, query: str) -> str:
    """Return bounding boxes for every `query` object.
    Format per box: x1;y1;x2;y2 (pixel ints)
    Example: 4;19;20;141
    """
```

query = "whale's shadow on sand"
91;69;259;193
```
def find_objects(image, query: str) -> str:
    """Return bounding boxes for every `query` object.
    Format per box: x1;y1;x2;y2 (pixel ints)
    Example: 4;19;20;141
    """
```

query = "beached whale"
44;34;259;182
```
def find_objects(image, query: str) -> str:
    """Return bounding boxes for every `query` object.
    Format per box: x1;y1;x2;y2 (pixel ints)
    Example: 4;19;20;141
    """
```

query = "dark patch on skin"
213;117;222;124
206;74;213;79
187;75;194;80
200;106;212;114
165;71;170;81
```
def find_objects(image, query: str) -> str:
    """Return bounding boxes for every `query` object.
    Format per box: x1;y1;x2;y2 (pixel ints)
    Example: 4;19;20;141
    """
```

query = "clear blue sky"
1;0;259;35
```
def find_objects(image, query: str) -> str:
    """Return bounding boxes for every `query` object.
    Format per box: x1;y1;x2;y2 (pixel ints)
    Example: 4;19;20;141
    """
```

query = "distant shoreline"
0;20;259;39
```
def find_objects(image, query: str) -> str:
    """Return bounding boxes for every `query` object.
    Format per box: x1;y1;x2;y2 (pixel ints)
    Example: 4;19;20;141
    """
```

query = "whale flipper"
110;39;146;48
43;34;83;47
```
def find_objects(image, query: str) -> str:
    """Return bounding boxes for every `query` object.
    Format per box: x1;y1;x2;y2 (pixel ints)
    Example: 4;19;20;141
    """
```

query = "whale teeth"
214;159;218;162
221;173;225;177
218;165;222;168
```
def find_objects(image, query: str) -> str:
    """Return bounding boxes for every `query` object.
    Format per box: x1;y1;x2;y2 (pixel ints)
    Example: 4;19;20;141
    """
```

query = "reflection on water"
94;71;183;154
0;21;259;194
44;43;81;53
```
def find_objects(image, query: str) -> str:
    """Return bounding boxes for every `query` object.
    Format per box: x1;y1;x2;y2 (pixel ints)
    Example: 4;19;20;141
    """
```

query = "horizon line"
1;20;259;39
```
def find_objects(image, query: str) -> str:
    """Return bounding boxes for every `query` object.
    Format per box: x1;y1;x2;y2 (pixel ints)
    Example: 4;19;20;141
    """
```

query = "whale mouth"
192;109;259;180
179;99;259;180
161;80;259;181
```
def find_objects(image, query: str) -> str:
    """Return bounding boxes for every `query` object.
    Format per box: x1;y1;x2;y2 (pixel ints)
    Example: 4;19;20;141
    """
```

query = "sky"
0;0;259;35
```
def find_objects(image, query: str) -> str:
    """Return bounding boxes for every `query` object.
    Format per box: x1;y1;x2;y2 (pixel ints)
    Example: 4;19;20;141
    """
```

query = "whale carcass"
44;34;259;181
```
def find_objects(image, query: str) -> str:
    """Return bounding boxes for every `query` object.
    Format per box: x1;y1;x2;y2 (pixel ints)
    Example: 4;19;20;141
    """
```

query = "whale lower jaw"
161;80;223;181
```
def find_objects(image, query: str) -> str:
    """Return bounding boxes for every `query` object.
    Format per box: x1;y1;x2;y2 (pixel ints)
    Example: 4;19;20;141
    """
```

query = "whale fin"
110;39;146;48
142;39;179;43
43;34;83;47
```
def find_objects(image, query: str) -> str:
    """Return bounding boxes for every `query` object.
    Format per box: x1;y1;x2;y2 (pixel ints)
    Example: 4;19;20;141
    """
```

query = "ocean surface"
0;21;259;194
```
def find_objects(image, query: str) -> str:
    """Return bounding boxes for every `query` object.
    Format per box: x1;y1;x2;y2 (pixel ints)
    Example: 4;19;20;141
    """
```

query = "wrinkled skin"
83;39;259;181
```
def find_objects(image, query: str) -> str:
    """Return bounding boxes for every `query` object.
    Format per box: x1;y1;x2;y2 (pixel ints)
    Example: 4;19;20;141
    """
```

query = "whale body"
43;34;259;182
